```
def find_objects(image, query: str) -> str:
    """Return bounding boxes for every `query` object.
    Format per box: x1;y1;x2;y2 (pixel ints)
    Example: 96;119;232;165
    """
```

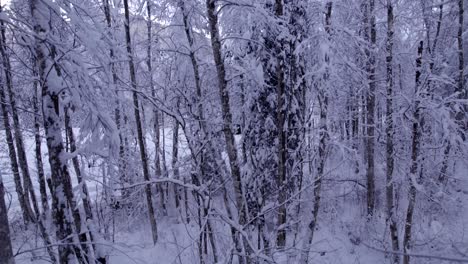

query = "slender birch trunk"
0;9;43;223
172;117;180;209
64;109;93;221
403;41;424;264
0;6;34;223
146;0;164;216
123;0;158;244
29;0;89;261
205;0;249;261
32;67;49;214
0;76;32;223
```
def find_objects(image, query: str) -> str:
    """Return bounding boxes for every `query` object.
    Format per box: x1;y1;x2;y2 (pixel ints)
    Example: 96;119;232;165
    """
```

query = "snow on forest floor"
1;129;468;264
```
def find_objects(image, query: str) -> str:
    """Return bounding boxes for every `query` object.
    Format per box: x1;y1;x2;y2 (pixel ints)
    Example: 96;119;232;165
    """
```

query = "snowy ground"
1;129;467;264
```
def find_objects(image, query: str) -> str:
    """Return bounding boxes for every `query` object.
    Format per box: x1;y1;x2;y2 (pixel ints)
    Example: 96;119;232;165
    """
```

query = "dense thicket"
0;0;466;263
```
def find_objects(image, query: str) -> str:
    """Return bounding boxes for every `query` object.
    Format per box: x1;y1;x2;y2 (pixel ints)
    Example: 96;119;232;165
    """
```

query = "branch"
115;178;204;194
362;242;468;263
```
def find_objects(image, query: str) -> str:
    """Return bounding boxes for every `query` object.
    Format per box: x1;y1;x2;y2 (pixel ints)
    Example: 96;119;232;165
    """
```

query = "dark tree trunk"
274;0;288;249
365;0;377;216
403;41;424;264
123;0;158;244
32;70;49;214
0;172;15;264
205;0;249;261
385;2;400;262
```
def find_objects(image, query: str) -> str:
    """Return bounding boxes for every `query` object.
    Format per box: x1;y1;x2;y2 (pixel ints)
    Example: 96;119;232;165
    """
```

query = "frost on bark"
403;41;424;264
29;0;88;262
32;69;49;214
384;2;400;262
123;0;158;244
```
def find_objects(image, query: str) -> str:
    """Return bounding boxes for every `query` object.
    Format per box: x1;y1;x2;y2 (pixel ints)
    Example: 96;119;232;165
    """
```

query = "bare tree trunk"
403;41;424;264
30;58;58;264
385;2;400;262
123;0;158;244
0;171;15;264
290;1;307;247
0;22;55;260
0;10;42;222
221;173;245;264
456;0;465;101
29;0;90;261
179;0;206;133
205;0;249;261
32;68;49;214
65;109;93;221
365;0;377;216
172;118;181;210
161;114;168;214
64;108;106;263
0;78;32;223
0;8;34;224
299;3;332;263
274;0;288;249
146;0;165;218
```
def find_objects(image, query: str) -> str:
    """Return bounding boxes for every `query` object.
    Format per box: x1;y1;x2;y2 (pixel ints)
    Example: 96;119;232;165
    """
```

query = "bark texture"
385;2;400;263
123;0;158;244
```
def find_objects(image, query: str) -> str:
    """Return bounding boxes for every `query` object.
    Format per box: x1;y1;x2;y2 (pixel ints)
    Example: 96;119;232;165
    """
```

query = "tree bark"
205;0;249;261
403;41;424;264
123;0;158;244
32;68;49;214
365;0;377;216
0;15;41;221
146;0;165;217
385;2;400;262
0;6;34;224
172;118;180;209
274;0;288;249
0;171;15;264
457;0;465;100
64;109;93;221
0;74;32;223
29;0;89;261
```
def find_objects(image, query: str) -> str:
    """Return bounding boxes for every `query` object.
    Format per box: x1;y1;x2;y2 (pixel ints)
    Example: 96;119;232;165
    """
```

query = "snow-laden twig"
116;178;204;194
